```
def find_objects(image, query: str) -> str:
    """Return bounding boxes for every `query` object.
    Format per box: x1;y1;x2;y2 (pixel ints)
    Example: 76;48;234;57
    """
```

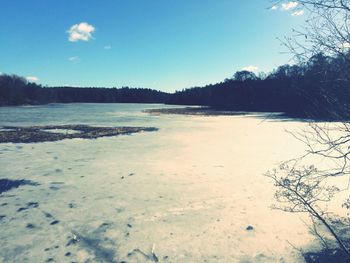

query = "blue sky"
0;0;305;92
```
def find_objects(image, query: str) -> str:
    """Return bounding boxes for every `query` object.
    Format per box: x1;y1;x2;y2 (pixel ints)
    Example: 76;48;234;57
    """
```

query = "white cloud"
26;76;39;82
68;56;80;62
67;22;95;42
242;65;259;72
271;5;278;10
291;10;304;16
281;1;298;10
104;45;112;50
340;42;350;49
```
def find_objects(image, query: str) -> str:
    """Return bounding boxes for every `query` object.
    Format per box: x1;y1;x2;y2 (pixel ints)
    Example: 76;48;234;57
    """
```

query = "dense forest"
170;52;350;119
0;79;169;105
1;52;349;120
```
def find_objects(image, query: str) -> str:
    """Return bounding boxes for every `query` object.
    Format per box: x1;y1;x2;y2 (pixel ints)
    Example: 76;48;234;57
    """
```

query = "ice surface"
0;103;334;262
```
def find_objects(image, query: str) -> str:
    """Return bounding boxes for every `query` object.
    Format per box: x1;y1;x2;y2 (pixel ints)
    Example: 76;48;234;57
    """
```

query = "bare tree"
275;0;350;61
266;161;349;254
268;0;350;257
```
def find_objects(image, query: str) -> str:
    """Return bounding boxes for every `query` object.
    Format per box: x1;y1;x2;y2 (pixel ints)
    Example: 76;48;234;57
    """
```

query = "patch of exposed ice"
41;129;82;134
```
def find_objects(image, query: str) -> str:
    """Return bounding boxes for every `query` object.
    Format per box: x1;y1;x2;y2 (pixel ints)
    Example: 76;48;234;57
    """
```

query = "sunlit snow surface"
0;103;317;262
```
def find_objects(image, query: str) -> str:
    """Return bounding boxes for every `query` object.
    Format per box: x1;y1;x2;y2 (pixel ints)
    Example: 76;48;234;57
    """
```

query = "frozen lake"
0;103;319;262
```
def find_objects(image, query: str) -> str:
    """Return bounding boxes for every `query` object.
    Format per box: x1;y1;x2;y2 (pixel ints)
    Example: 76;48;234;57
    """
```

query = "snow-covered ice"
0;103;325;262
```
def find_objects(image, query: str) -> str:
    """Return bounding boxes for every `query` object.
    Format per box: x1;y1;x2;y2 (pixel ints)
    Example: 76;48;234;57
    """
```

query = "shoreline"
145;107;256;116
145;107;345;122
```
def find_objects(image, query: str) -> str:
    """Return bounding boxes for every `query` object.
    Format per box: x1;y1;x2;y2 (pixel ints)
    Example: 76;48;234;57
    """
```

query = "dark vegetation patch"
0;125;158;143
0;179;39;194
49;186;60;191
246;225;254;231
26;223;36;229
44;212;53;218
17;202;39;212
27;202;39;207
50;220;60;225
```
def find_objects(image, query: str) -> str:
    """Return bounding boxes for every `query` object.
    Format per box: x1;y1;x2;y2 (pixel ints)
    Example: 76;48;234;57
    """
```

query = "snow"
0;103;324;262
41;129;82;135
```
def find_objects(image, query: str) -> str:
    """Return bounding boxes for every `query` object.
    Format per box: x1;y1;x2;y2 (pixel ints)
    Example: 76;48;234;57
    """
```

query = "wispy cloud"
291;10;304;16
242;65;259;72
67;22;95;42
281;1;298;11
104;45;112;50
26;76;39;82
68;56;80;62
272;2;304;16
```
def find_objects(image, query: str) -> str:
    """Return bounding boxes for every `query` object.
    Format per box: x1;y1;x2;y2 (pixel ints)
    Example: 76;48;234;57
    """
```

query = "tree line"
0;77;169;105
170;52;350;120
1;51;349;120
